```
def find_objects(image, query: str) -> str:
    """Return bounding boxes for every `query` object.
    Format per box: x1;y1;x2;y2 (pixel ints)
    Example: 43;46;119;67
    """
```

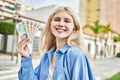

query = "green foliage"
83;21;112;36
116;52;120;58
106;72;120;80
83;20;104;36
101;23;113;34
113;36;120;42
0;21;15;35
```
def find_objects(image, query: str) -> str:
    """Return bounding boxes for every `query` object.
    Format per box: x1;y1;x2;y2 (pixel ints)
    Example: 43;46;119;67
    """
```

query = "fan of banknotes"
16;20;40;44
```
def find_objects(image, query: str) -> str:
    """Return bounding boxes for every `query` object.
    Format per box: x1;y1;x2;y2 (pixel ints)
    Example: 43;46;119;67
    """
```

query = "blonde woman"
17;6;95;80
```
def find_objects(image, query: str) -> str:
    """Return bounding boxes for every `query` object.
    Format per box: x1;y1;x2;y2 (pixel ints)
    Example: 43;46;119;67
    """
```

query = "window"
88;43;91;53
32;37;40;53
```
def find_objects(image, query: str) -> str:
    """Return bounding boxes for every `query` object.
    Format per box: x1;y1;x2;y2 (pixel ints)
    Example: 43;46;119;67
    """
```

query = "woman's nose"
58;20;64;27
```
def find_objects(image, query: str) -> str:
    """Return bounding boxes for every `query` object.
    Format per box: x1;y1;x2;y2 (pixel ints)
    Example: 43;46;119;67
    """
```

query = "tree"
0;21;15;53
101;23;112;44
101;23;112;57
113;35;120;42
113;35;120;55
83;20;104;59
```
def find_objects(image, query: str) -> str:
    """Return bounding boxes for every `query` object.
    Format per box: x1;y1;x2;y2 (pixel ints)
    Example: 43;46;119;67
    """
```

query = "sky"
21;0;80;13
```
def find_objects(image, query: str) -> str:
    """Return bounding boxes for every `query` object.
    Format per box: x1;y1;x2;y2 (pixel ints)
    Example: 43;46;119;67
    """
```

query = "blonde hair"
40;6;83;52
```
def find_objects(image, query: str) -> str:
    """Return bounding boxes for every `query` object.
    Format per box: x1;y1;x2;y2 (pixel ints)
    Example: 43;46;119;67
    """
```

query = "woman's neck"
56;38;67;51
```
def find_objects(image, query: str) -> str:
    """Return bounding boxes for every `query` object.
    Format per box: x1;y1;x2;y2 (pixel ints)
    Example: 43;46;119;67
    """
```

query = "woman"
17;6;95;80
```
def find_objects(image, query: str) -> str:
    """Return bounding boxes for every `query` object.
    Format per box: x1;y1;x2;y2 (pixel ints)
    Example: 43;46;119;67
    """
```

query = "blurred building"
100;0;120;35
0;0;33;21
100;0;120;55
80;0;120;57
81;0;120;35
80;0;101;37
85;0;100;24
0;0;45;54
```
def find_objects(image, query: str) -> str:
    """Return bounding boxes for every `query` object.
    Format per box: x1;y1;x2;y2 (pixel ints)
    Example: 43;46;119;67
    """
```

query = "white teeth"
56;28;65;30
56;28;65;32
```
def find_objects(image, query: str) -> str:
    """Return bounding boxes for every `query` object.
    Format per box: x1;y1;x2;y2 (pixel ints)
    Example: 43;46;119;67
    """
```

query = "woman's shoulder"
69;46;83;52
67;46;86;58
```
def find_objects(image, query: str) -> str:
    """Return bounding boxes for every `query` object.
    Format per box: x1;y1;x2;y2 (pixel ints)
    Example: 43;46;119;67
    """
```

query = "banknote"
16;22;28;39
24;21;40;41
16;21;40;42
16;21;40;53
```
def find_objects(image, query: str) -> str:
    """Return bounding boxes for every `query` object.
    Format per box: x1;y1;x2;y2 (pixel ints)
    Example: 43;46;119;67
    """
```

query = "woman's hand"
16;38;30;58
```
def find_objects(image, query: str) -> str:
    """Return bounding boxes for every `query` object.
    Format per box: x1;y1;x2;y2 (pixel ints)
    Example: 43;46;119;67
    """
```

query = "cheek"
50;25;54;32
69;24;75;31
51;21;58;27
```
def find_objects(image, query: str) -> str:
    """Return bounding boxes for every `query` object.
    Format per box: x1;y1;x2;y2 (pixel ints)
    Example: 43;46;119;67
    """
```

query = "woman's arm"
18;55;41;80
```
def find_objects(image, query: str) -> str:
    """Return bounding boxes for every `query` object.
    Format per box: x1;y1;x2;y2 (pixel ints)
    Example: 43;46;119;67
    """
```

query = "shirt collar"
46;44;71;55
58;44;71;54
46;46;56;56
45;44;71;64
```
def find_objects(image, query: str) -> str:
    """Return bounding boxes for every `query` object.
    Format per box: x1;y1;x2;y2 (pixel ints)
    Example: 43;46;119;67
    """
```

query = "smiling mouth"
56;28;67;32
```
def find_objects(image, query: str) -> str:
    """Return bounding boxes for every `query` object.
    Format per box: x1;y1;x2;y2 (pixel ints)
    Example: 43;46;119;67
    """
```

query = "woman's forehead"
53;11;73;19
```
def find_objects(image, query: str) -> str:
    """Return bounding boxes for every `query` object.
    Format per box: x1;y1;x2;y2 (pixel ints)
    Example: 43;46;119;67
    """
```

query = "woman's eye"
53;17;72;23
64;19;71;23
53;18;60;21
65;20;70;22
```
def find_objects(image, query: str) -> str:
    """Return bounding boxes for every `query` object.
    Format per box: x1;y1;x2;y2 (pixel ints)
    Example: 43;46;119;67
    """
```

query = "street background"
0;0;120;80
0;53;120;80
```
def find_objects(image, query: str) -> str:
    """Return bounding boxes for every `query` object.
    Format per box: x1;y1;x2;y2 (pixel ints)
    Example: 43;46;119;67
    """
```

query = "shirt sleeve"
70;47;95;80
18;55;41;80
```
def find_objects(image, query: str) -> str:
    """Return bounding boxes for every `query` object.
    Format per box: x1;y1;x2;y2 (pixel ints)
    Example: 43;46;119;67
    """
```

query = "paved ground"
0;53;120;80
91;57;120;80
0;54;19;80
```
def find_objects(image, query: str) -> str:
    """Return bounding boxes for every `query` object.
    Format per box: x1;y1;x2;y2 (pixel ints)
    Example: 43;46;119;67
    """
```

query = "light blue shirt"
18;44;95;80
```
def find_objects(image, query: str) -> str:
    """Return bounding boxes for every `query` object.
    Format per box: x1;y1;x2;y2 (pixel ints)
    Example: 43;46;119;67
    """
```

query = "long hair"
40;6;83;53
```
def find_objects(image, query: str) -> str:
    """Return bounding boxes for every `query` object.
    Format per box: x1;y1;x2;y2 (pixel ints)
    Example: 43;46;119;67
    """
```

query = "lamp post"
11;0;21;63
99;33;104;59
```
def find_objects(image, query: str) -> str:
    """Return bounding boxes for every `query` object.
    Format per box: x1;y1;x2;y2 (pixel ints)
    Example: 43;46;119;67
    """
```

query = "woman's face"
50;11;75;40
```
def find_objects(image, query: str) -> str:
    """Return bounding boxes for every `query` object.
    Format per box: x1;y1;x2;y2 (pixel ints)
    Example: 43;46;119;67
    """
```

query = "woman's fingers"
16;38;30;57
18;38;29;47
